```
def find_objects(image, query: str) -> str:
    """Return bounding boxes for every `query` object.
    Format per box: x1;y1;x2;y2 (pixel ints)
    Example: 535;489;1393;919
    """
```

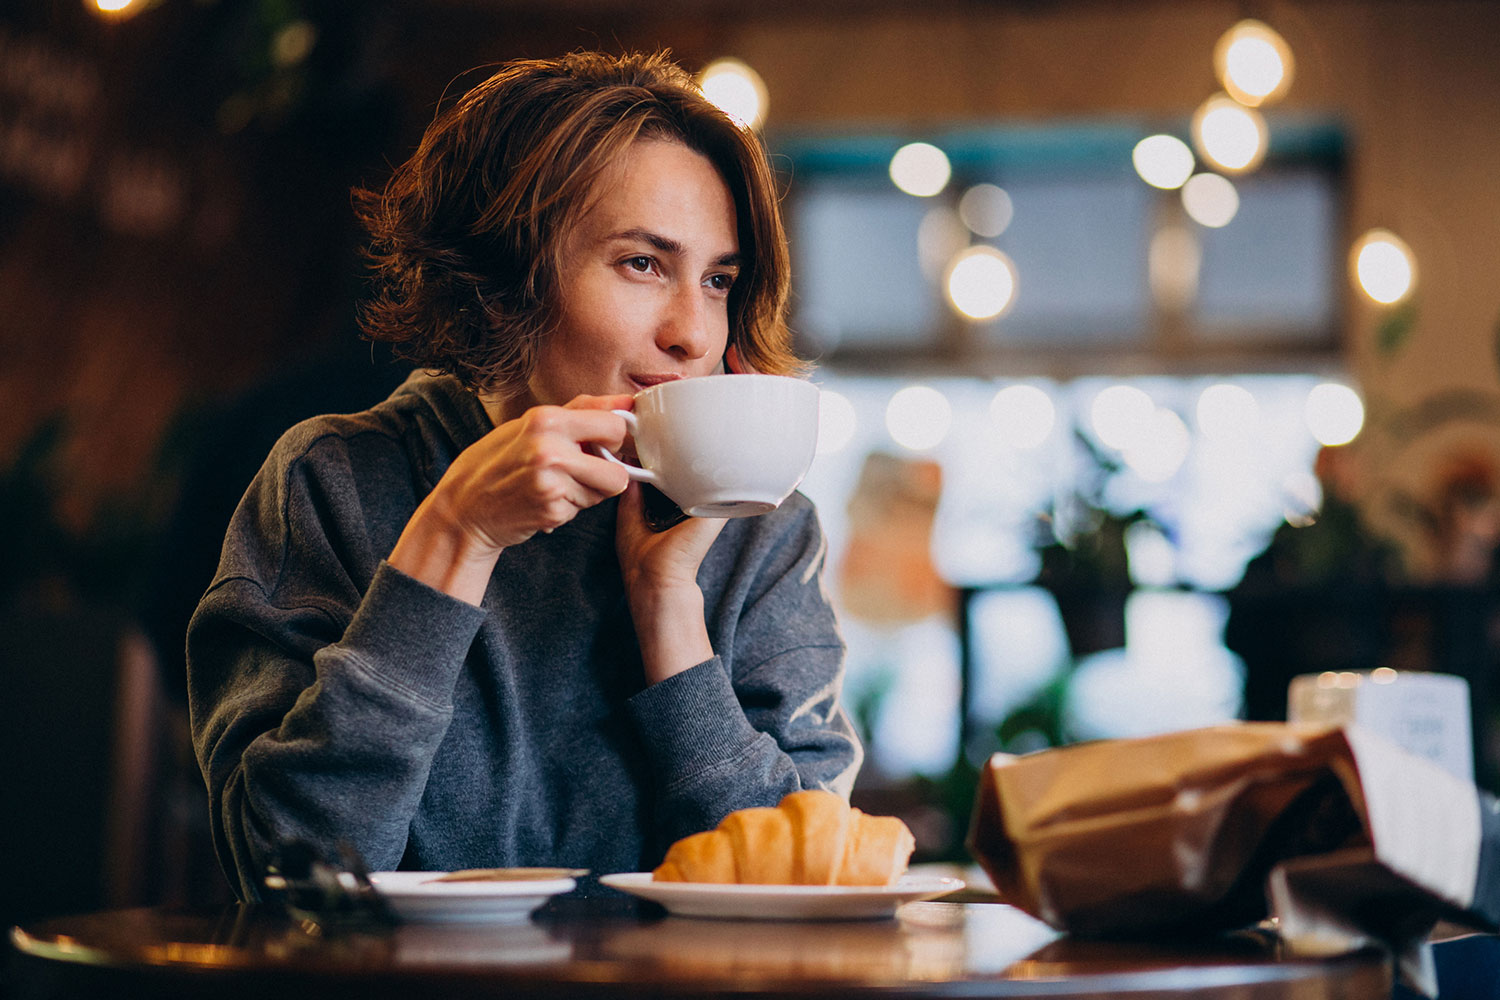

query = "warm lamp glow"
1214;20;1295;107
1132;135;1195;190
698;58;768;130
889;142;952;197
1191;94;1268;174
92;0;137;13
944;245;1018;321
1350;228;1417;305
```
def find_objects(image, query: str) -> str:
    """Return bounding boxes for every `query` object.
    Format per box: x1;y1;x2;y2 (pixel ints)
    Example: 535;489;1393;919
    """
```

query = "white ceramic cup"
599;374;820;518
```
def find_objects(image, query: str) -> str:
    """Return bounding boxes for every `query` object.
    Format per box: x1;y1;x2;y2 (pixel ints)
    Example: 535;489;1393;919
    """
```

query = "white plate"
368;871;577;923
598;873;963;921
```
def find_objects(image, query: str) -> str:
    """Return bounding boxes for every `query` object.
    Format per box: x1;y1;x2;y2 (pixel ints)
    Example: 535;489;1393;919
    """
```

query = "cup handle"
594;410;658;485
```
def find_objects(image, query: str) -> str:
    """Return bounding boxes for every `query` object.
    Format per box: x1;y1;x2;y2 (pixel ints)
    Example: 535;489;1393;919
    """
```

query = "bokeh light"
1149;224;1200;310
1132;135;1195;190
958;183;1014;237
1305;382;1365;446
1127;521;1178;587
271;21;318;67
916;206;969;281
944;245;1018;321
1280;469;1323;526
1196;383;1260;441
889;142;952;197
1191;94;1268;173
1181;173;1240;228
816;389;857;455
989;384;1056;449
698;58;768;130
92;0;137;13
1350;228;1417;305
886;385;953;451
1214;19;1295;107
1090;384;1155;451
1123;409;1191;483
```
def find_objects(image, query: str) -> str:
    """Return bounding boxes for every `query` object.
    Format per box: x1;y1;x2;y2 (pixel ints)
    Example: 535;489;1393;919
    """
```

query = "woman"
187;50;862;899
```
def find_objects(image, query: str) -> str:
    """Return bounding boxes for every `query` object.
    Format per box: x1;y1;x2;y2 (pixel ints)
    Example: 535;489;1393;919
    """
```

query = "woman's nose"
656;285;716;360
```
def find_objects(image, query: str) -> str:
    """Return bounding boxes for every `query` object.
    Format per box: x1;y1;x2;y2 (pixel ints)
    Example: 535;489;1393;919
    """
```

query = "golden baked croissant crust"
652;789;915;886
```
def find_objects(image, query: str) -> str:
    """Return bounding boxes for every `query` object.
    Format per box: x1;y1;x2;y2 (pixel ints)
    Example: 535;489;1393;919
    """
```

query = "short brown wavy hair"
353;50;800;394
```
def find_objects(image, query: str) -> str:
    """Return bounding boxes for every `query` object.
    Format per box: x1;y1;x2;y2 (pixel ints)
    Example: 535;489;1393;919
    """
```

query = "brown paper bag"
966;722;1491;940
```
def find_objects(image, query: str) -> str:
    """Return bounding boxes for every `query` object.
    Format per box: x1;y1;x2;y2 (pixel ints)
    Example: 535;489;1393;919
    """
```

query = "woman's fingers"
437;395;643;548
516;409;634;498
494;401;638;530
615;483;727;586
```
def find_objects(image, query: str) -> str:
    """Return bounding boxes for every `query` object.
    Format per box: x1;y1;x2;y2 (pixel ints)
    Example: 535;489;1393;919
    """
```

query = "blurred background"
4;0;1499;926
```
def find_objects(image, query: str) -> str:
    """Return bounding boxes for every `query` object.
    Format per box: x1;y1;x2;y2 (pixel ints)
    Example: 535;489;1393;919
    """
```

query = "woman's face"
520;138;740;412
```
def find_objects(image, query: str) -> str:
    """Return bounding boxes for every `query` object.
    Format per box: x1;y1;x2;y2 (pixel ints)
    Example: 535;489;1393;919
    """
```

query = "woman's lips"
629;373;684;391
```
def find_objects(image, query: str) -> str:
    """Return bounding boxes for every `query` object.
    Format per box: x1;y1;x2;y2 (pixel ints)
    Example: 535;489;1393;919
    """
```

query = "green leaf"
1376;298;1419;356
1492;308;1500;377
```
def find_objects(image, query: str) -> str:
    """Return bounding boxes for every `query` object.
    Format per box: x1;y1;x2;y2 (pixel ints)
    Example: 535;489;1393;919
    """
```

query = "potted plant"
1032;432;1150;656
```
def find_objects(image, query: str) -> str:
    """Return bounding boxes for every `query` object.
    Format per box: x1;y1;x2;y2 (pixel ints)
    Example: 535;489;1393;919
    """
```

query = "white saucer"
599;873;963;921
368;871;577;923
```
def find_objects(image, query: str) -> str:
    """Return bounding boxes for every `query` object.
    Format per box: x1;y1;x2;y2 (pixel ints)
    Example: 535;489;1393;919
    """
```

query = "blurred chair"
0;603;224;931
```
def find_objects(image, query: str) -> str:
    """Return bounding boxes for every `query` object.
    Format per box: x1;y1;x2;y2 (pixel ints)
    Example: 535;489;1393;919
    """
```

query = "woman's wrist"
389;494;502;607
627;583;714;684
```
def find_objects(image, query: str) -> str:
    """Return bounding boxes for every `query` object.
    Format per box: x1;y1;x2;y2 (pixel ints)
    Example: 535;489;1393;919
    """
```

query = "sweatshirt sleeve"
624;497;864;845
187;428;485;899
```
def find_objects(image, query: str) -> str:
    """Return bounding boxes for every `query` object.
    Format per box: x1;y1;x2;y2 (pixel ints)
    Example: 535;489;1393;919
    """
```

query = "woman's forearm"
388;492;501;607
627;583;716;684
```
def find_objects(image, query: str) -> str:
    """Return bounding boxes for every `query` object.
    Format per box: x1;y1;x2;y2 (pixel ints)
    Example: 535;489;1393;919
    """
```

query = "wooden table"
7;891;1391;999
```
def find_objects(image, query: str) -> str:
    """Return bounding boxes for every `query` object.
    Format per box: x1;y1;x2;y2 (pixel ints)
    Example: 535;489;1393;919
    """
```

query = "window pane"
978;171;1153;344
791;181;942;349
1194;168;1339;339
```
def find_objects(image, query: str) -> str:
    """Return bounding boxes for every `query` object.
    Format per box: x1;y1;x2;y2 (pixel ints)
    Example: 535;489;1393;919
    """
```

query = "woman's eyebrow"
606;228;741;268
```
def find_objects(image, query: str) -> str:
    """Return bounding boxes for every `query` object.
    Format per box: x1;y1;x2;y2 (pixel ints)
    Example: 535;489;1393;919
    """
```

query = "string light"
889;142;952;197
698;58;768;130
1214;20;1295;107
1350;229;1417;305
1191;94;1268;174
1132;135;1195;190
944;245;1018;321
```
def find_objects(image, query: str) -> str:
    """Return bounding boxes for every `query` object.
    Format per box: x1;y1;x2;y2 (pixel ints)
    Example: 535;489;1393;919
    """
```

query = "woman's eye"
706;272;736;292
624;256;655;274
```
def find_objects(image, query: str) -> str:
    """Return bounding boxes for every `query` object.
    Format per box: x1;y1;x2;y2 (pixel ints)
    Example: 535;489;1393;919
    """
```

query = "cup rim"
636;373;815;395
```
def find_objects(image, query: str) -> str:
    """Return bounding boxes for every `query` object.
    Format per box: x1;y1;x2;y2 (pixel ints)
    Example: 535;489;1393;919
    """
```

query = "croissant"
652;789;915;886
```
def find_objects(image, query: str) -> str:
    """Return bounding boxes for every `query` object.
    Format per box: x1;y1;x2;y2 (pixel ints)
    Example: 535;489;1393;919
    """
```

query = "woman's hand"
389;394;636;605
616;483;727;684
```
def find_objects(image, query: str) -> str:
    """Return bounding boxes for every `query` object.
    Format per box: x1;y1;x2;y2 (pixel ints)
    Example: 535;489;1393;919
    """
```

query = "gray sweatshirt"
187;371;862;899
